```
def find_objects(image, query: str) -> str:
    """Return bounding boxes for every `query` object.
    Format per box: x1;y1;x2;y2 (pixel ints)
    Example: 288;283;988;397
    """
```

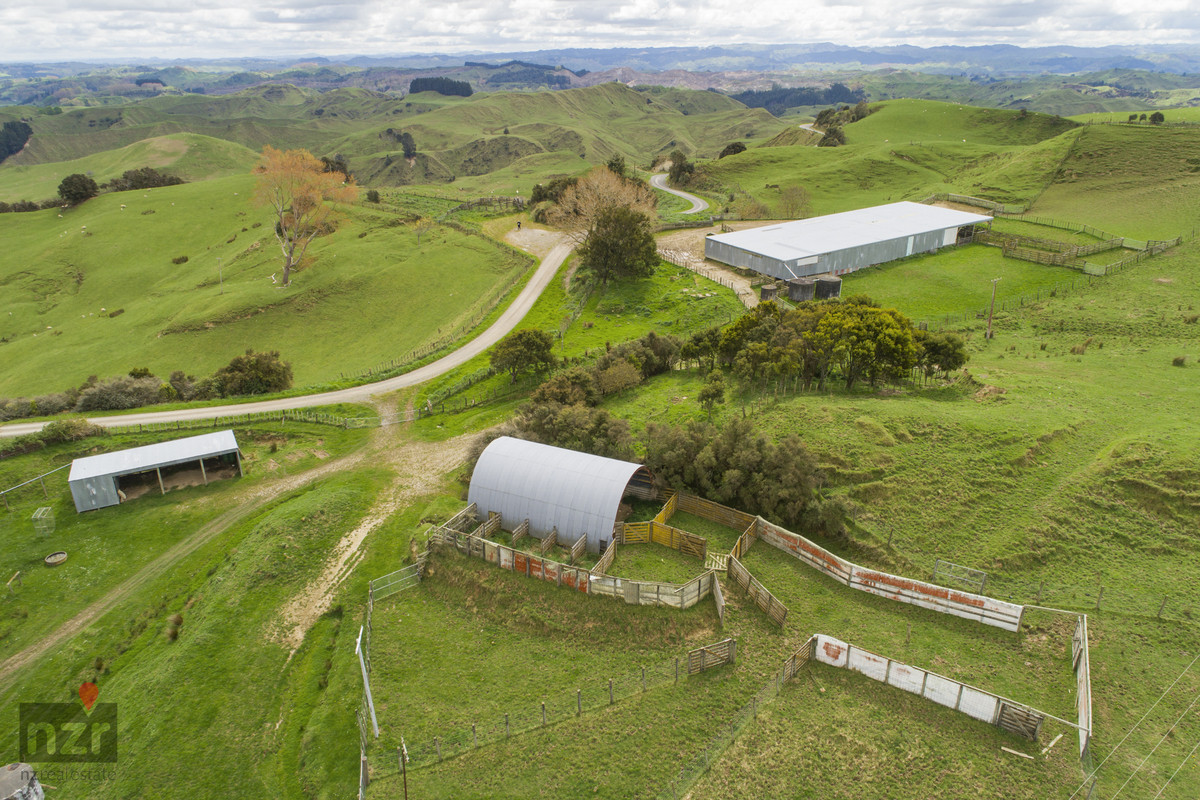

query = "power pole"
986;277;1000;339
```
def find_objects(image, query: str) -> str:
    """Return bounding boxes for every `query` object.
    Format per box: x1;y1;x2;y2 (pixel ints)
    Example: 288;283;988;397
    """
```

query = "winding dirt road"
0;237;572;438
651;173;709;214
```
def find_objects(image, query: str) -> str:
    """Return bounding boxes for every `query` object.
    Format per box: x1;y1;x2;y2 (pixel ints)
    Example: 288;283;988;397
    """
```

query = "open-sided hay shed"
68;430;242;513
468;436;655;553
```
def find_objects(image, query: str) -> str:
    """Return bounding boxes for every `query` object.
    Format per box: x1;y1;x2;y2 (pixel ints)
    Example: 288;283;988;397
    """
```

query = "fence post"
1036;581;1044;604
675;658;679;683
435;737;441;762
609;678;614;705
1096;586;1103;612
505;713;509;737
577;689;582;716
642;666;646;692
1158;596;1169;618
472;723;477;749
542;701;546;727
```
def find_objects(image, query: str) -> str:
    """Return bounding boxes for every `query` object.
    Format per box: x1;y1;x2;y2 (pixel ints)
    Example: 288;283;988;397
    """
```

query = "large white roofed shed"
704;201;992;280
68;430;242;512
467;436;654;553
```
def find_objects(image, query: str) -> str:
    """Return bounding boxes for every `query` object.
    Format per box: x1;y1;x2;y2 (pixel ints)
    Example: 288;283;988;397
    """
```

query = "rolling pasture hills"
3;82;787;196
0;133;259;202
3;84;1200;800
0;175;532;397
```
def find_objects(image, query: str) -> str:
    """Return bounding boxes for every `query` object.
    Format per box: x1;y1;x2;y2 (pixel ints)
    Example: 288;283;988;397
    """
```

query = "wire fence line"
656;637;816;800
379;652;706;779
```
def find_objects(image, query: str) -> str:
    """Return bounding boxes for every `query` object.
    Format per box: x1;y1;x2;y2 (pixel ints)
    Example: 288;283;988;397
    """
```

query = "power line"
1068;650;1200;799
1109;690;1200;799
1151;735;1200;799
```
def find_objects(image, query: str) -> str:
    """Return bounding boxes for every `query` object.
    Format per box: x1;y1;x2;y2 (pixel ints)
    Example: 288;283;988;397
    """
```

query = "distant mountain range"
7;43;1200;78
5;43;1200;117
336;43;1200;76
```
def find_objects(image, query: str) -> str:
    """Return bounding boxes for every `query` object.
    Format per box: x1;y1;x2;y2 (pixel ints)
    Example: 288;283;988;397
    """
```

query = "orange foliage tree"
254;146;357;286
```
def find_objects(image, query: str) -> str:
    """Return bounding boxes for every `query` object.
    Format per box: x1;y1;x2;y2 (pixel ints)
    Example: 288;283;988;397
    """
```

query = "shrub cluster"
0;418;107;459
0;350;293;422
678;297;965;392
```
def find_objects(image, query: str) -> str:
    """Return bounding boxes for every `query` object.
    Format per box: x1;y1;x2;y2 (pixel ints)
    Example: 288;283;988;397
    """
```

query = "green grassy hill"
0;133;259;202
1033;125;1200;238
0;175;531;396
6;83;786;191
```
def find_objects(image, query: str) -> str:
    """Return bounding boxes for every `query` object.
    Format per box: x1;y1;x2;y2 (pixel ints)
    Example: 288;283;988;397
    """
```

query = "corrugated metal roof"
468;436;647;548
706;202;992;262
69;430;240;482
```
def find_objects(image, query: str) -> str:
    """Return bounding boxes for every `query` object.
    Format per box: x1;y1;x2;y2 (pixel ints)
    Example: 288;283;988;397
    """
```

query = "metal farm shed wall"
704;202;992;281
68;430;241;513
467;436;652;553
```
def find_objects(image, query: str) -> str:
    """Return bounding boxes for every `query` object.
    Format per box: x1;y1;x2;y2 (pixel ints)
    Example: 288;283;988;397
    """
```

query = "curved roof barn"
467;436;653;553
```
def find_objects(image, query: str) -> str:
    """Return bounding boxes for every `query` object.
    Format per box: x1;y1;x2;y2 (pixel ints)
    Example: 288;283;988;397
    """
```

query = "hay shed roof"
468;436;649;546
706;201;992;262
69;430;240;483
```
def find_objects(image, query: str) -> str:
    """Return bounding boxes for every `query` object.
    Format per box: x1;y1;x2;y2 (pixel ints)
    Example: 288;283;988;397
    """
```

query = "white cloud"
0;0;1197;62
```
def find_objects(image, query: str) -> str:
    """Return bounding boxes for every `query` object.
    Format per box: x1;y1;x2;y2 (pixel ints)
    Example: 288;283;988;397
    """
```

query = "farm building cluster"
705;201;992;292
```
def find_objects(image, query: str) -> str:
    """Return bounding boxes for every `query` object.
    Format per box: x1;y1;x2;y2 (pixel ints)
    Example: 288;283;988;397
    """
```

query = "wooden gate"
996;702;1043;741
687;638;737;675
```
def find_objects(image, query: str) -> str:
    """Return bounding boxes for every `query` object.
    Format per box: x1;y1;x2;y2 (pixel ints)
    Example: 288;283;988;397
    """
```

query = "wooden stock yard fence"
429;527;720;612
687;638;736;674
727;556;788;627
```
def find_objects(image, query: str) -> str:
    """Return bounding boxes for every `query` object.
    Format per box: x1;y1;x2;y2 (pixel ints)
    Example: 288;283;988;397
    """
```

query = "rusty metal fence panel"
756;515;1023;632
813;635;1051;741
1073;615;1093;758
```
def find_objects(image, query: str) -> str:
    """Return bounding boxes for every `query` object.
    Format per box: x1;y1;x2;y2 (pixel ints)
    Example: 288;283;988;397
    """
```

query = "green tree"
365;189;380;203
1150;111;1165;124
0;120;33;163
718;142;746;159
605;155;627;177
400;132;417;159
490;329;555;382
667;149;694;186
58;173;99;205
818;126;846;147
698;370;726;418
915;330;968;378
213;350;293;396
575;206;658;287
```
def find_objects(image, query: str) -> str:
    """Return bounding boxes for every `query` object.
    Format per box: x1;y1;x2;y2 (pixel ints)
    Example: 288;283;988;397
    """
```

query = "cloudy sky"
2;0;1198;63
